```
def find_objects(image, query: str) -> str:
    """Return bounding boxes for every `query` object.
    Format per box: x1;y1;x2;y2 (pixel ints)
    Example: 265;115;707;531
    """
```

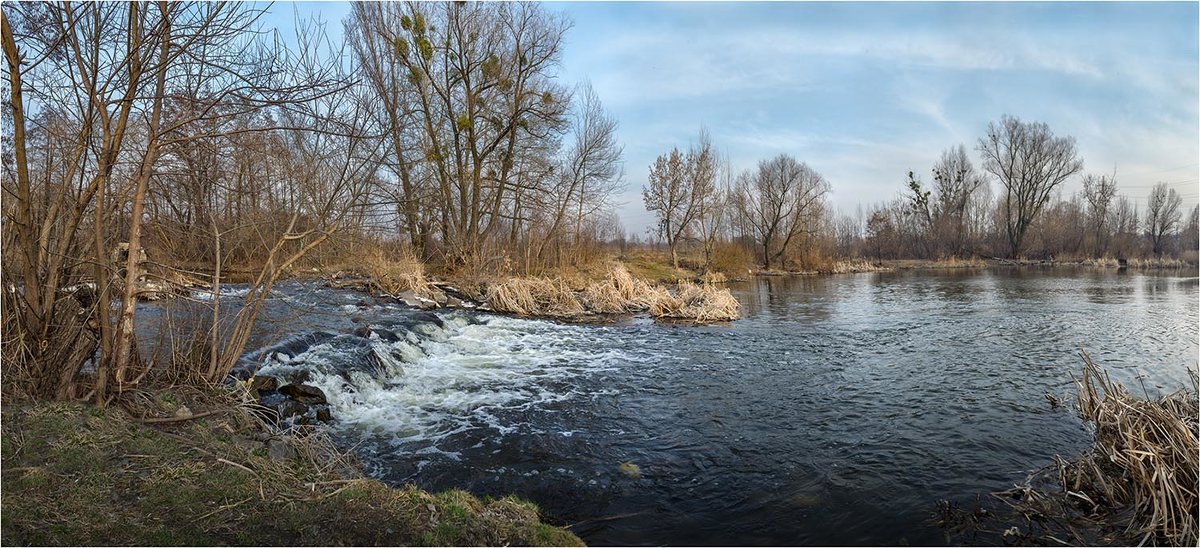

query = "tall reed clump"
486;266;739;322
647;281;740;322
828;260;891;274
1065;351;1198;546
486;277;585;317
362;250;438;300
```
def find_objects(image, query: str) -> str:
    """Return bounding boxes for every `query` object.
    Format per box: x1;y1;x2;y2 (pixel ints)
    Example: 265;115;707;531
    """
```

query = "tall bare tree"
642;129;717;268
977;115;1083;258
735;154;829;270
1081;171;1118;255
1146;183;1183;256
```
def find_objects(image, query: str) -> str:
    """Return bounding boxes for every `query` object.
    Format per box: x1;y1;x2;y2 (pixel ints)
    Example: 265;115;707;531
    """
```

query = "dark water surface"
176;268;1198;546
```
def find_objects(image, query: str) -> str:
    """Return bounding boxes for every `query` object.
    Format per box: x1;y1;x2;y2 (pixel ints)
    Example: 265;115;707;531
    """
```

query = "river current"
160;268;1198;545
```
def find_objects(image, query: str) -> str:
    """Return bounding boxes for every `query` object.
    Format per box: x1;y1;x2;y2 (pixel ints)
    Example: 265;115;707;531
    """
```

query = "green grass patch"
1;396;583;546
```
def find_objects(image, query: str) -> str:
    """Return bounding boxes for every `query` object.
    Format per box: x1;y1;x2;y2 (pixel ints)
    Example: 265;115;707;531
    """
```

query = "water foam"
256;311;627;448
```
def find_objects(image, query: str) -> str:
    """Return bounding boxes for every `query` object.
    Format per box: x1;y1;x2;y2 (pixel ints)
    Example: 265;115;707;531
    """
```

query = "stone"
396;290;438;310
314;406;333;423
267;439;296;462
248;375;279;393
274;399;309;421
288;369;312;385
278;383;327;405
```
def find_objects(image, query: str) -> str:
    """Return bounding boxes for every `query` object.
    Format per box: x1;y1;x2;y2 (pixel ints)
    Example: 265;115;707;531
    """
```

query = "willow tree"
977;115;1083;258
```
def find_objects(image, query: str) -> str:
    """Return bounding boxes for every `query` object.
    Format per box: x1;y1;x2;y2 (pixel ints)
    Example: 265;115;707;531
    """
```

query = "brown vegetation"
1065;351;1198;546
941;352;1198;546
485;266;739;322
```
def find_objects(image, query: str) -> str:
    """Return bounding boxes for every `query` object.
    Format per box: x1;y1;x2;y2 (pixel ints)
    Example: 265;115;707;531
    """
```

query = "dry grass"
1126;257;1190;270
1063;351;1198;546
486;265;740;322
828;260;892;274
647;281;740;322
486;277;585;317
944;353;1199;546
362;250;439;300
1081;256;1121;268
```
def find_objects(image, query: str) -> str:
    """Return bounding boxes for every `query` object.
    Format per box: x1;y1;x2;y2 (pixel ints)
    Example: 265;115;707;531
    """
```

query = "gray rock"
248;375;279;393
278;383;327;405
274;399;309;421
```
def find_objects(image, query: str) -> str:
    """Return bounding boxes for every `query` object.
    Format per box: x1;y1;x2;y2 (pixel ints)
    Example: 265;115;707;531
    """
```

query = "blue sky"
264;1;1200;234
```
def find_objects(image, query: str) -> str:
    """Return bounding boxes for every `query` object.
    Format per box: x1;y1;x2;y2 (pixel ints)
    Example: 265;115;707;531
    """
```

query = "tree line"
641;116;1198;271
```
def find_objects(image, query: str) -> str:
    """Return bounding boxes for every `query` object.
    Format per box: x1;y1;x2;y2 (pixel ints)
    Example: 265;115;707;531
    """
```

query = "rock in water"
619;462;642;480
274;399;309;421
278;383;327;405
248;375;279;393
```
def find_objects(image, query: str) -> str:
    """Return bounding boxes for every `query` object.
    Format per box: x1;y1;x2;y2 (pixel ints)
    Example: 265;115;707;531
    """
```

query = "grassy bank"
0;389;582;547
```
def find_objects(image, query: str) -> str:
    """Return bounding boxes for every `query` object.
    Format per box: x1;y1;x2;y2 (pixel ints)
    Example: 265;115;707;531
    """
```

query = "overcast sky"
267;1;1200;235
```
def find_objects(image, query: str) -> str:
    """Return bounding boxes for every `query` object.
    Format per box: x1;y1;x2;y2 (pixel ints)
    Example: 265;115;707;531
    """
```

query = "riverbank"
0;388;582;546
939;353;1198;546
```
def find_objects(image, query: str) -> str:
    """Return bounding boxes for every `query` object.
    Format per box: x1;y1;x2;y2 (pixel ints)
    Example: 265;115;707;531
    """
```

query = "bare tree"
536;81;623;268
977;115;1083;257
1146;183;1183;256
642;129;717;268
735;154;829;270
1082;171;1118;255
1183;206;1199;256
931;145;986;256
694;158;732;271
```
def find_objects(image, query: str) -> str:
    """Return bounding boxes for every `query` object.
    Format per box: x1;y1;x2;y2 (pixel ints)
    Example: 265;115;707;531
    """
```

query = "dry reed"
362;251;438;300
828;260;892;274
486;277;585;317
647;281;740;322
1063;350;1198;546
486;266;739;322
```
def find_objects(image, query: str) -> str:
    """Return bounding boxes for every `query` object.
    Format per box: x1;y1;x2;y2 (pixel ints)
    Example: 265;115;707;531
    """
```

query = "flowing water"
160;268;1198;545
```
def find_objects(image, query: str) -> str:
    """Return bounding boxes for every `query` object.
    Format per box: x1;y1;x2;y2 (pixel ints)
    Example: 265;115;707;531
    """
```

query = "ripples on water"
166;268;1198;546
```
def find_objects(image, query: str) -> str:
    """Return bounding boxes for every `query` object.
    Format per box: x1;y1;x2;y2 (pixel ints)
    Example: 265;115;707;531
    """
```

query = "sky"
264;1;1200;235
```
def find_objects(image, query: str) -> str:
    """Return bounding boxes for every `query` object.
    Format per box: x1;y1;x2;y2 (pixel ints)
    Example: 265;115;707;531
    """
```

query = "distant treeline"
638;118;1199;272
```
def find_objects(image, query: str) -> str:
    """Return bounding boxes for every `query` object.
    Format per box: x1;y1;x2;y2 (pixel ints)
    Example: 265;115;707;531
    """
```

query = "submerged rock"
618;462;642;480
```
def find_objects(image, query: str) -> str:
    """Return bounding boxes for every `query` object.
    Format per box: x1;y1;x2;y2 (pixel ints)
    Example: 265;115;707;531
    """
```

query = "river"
161;268;1198;545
